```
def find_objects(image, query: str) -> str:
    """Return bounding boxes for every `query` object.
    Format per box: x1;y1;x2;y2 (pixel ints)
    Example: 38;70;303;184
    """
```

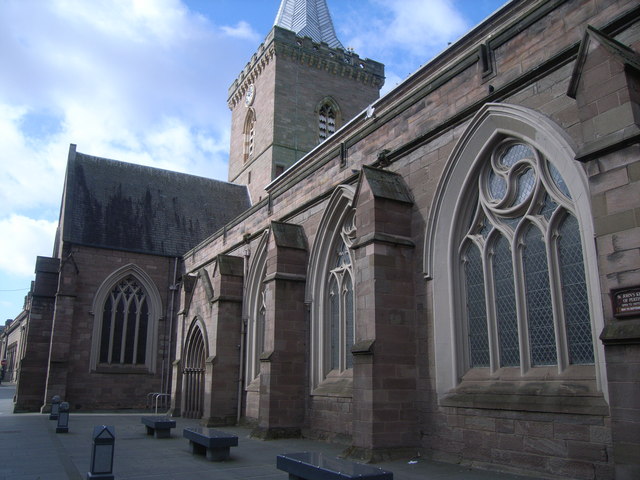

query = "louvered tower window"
244;110;256;162
319;103;336;142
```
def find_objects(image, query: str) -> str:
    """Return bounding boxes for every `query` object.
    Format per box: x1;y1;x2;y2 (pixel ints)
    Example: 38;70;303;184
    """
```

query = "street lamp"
56;401;70;433
87;425;115;480
50;395;61;420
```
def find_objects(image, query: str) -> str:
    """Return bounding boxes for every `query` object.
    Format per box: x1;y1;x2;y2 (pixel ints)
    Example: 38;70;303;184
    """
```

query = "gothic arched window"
317;98;341;144
319;104;336;142
244;109;256;162
99;275;149;365
245;232;268;386
307;185;355;390
328;236;355;372
90;265;161;373
460;140;594;371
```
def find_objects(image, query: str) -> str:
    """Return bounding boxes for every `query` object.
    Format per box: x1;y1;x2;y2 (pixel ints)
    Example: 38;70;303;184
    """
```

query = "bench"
141;416;176;439
276;452;393;480
183;427;238;461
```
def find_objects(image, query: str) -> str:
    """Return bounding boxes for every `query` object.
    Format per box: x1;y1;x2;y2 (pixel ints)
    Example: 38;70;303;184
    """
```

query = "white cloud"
340;0;469;85
0;105;66;218
222;20;261;41
0;216;57;277
0;0;259;290
381;0;468;54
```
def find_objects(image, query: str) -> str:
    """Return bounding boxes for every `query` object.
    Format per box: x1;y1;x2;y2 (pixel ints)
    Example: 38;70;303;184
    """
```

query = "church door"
182;325;205;419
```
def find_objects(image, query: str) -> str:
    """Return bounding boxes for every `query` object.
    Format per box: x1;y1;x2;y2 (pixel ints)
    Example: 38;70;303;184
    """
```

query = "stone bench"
276;452;393;480
141;416;176;439
183;427;238;461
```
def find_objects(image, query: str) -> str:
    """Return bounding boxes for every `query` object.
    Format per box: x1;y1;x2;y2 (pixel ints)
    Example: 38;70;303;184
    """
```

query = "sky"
0;0;508;323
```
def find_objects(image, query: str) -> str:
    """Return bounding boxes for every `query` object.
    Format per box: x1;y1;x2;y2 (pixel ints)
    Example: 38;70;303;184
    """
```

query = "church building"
3;0;640;478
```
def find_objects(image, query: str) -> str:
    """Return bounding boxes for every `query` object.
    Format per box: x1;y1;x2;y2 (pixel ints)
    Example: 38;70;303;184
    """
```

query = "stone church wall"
179;0;640;477
46;245;175;411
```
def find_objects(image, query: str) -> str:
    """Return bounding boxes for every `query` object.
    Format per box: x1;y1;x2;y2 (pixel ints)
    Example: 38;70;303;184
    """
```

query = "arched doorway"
182;323;205;419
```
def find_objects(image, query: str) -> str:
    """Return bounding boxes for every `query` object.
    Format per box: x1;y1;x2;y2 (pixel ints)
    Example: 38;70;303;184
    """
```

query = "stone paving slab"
0;385;537;480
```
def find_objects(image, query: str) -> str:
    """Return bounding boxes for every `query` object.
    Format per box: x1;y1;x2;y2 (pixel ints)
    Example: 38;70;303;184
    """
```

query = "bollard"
56;401;70;433
50;395;61;420
87;425;115;480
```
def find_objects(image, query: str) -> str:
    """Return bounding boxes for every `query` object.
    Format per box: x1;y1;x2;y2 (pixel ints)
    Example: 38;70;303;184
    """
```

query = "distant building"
6;0;640;478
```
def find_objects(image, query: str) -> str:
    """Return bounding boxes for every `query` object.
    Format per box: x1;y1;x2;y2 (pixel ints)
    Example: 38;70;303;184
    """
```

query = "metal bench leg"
145;426;154;436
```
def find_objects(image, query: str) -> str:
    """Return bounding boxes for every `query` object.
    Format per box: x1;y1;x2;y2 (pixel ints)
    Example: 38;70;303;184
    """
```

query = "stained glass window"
464;243;490;367
327;236;355;372
493;236;519;367
558;215;593;364
459;140;593;372
523;225;556;366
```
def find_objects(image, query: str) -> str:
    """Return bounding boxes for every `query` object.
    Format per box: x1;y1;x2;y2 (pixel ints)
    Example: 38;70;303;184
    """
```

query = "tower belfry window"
244;109;256;162
319;103;336;142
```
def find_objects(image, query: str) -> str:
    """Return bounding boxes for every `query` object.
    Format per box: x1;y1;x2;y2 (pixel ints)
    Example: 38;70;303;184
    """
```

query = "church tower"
227;0;385;203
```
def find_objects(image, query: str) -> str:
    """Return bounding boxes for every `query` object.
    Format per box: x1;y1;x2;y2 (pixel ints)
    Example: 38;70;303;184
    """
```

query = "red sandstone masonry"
179;0;640;476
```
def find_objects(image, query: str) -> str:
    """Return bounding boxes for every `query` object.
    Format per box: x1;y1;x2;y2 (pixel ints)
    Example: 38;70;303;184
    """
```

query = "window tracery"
460;140;594;372
307;185;355;390
90;265;161;373
100;275;149;365
327;212;355;372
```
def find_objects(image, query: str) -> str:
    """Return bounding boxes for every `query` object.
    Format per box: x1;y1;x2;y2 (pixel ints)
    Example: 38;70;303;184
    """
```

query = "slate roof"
60;145;250;257
274;0;344;49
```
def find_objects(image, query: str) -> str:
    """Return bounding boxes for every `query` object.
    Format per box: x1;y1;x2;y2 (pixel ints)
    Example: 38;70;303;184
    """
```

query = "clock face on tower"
245;83;255;107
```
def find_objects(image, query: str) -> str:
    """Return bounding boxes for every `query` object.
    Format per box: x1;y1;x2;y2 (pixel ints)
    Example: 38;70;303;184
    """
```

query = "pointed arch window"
460;140;594;372
246;285;267;384
99;275;149;365
244;109;256;162
307;186;356;390
317;98;341;144
90;265;161;373
328;237;355;371
245;232;269;386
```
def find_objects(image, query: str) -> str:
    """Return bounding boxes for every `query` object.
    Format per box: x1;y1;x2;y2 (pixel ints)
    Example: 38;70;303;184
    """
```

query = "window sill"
440;366;609;416
245;377;260;393
312;369;353;398
93;365;153;375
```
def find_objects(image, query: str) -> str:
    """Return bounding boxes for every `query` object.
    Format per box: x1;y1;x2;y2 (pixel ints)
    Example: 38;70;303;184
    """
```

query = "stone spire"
274;0;344;49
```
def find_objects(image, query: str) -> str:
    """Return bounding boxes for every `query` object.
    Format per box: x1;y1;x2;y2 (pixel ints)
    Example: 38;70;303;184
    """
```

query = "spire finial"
274;0;344;49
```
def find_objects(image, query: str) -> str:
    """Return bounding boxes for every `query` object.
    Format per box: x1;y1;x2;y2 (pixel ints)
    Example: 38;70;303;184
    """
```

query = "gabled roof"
274;0;343;49
59;145;250;257
567;25;640;99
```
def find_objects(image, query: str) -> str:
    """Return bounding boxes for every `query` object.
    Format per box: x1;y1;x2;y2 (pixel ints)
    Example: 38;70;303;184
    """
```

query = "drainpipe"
237;237;251;424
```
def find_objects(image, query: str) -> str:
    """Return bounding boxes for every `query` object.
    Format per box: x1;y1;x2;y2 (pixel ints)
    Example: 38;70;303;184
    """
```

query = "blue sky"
0;0;507;322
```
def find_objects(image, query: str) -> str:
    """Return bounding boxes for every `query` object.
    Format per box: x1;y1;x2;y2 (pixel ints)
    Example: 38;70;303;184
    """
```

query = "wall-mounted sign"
611;286;640;319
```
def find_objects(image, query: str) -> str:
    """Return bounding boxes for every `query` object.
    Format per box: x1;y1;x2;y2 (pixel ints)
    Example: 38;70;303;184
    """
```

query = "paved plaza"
0;384;538;480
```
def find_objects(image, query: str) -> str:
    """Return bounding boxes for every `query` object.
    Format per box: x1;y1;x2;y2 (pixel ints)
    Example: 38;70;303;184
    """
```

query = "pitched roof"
59;145;250;257
567;25;640;99
274;0;343;49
